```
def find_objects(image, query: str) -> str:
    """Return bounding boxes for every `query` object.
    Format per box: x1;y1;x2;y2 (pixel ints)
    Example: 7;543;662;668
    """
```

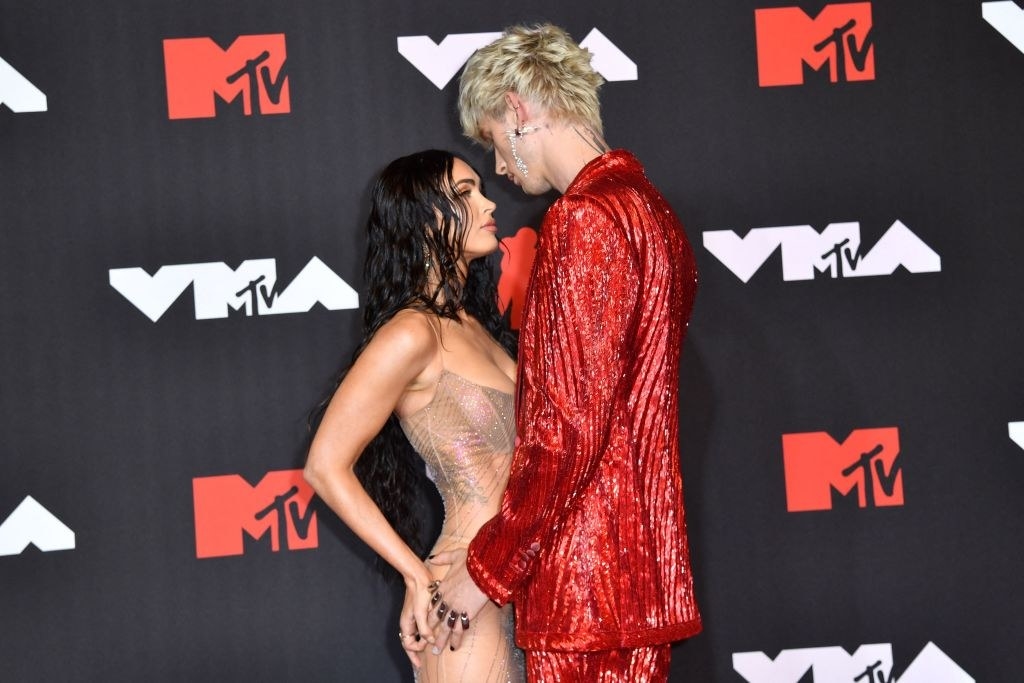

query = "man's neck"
541;122;610;193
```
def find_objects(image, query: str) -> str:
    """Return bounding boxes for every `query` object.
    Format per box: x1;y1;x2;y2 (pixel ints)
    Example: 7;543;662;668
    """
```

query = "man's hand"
426;549;491;653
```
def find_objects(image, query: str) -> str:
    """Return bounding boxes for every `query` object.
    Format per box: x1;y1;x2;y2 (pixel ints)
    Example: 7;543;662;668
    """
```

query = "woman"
304;150;525;682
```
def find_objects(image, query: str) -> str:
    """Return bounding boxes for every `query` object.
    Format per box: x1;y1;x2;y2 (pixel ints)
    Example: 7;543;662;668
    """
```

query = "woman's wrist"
402;564;432;589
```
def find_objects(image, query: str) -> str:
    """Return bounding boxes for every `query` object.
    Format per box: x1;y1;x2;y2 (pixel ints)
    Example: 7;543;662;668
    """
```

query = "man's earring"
506;130;529;177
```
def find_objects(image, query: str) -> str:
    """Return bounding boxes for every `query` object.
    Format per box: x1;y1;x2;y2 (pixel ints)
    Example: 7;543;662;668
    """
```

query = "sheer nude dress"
400;368;526;683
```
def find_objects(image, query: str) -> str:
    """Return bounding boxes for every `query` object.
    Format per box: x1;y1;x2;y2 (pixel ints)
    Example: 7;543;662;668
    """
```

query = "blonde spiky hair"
458;23;605;145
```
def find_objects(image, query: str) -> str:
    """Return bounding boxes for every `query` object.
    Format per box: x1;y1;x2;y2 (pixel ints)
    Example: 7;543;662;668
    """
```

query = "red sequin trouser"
525;644;671;682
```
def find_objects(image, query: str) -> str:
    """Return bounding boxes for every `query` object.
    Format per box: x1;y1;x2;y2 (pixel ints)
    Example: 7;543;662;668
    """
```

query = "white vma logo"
0;55;47;112
0;496;75;556
1009;421;1024;450
397;28;637;89
733;641;974;683
109;257;359;322
983;1;1024;54
702;220;941;283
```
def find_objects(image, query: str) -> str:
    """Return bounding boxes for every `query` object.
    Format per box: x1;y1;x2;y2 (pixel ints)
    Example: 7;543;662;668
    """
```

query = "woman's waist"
430;513;496;552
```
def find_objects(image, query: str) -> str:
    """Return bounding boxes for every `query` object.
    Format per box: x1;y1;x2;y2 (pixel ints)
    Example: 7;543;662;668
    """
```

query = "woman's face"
449;157;499;263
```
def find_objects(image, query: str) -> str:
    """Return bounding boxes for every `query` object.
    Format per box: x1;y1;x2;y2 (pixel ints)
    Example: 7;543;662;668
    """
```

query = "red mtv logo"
193;470;317;558
497;226;538;330
755;3;875;87
163;34;290;119
781;427;903;512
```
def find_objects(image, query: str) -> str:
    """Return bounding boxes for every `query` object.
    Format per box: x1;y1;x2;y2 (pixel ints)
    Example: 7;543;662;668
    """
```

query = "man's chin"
506;175;549;196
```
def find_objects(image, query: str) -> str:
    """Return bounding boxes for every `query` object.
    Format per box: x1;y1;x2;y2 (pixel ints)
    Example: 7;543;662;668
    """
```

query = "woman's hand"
426;548;492;653
398;567;437;668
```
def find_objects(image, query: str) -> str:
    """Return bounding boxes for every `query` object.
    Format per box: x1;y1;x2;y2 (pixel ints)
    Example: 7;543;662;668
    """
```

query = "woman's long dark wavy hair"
309;149;516;564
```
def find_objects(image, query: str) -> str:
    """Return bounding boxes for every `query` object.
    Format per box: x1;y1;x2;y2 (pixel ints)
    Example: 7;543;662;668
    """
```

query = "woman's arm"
303;311;439;662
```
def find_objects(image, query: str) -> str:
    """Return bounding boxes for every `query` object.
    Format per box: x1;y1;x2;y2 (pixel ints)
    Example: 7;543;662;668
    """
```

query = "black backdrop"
2;1;1022;681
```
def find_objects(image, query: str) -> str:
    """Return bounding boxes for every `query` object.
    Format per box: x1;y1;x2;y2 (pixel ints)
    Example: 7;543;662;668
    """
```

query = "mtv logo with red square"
782;427;903;512
163;34;290;119
193;470;317;558
755;3;875;87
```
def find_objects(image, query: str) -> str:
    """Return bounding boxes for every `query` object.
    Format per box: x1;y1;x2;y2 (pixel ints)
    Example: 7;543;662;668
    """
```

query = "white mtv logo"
109;256;359;322
0;55;47;112
398;28;637;89
0;496;75;556
733;641;973;683
983;1;1024;54
702;220;941;283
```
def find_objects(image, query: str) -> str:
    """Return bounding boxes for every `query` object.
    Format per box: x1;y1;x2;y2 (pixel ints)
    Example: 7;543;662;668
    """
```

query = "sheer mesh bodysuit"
400;370;525;683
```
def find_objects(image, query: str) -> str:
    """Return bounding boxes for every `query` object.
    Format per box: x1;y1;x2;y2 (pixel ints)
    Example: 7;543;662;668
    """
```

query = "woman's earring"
423;246;432;271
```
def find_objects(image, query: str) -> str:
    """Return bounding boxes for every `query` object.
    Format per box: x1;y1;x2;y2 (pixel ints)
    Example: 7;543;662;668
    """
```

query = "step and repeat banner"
2;1;1022;681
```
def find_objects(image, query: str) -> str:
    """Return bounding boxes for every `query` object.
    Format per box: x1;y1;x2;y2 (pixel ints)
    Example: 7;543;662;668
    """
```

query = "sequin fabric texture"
466;150;703;652
400;370;526;683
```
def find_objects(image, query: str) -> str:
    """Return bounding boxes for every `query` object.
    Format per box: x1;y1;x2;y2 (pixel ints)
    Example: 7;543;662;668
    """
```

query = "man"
417;23;702;681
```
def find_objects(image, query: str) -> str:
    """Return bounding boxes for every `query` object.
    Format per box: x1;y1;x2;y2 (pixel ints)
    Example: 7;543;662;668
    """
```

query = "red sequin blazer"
467;151;702;651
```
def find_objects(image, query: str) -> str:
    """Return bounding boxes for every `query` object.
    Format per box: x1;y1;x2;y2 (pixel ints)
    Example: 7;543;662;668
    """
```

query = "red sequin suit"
467;150;702;654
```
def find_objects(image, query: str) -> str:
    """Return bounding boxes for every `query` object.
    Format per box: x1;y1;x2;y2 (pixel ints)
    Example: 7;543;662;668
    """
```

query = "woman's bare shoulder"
364;308;440;367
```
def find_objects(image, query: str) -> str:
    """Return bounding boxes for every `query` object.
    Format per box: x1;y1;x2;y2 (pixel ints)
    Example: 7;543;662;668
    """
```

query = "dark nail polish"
450;645;454;651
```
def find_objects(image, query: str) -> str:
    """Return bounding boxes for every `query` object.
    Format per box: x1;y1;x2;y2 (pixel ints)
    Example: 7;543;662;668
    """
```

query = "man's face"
478;115;551;196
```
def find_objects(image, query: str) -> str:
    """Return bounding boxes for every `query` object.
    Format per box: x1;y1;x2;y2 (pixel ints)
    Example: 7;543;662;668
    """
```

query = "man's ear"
503;92;532;123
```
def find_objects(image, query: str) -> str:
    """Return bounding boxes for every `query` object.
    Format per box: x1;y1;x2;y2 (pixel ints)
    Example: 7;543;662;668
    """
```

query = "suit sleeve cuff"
466;535;516;606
